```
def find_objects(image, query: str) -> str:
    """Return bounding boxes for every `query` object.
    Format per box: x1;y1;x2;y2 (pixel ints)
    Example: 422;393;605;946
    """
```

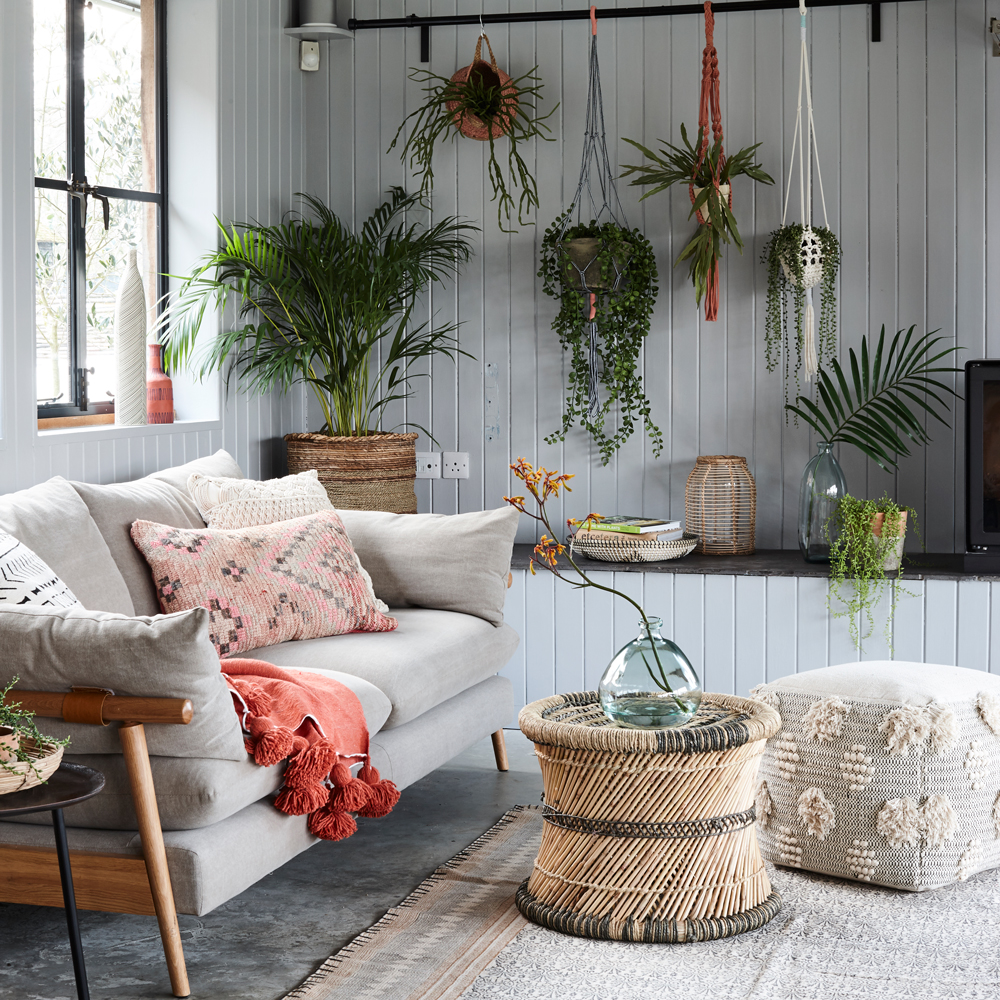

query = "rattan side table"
517;691;781;943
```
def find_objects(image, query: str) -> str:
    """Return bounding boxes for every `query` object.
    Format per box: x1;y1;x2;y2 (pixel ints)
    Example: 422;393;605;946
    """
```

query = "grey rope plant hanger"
538;8;661;467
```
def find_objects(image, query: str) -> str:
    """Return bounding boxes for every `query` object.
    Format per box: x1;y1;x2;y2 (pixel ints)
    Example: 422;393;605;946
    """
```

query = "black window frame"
34;0;168;420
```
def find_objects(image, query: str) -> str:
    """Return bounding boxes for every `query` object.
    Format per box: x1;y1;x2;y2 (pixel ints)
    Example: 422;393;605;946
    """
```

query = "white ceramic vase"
115;247;147;426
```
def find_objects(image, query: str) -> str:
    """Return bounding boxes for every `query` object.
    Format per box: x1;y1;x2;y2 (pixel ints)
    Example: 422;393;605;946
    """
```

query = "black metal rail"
348;0;884;62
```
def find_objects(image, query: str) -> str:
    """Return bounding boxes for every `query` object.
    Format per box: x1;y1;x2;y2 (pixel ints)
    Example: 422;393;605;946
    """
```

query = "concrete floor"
0;730;543;1000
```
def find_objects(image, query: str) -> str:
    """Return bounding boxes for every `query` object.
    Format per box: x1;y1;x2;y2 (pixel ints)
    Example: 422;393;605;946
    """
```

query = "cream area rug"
285;805;1000;1000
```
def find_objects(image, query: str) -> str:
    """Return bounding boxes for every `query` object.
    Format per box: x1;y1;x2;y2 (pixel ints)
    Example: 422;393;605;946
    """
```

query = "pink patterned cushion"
130;511;397;656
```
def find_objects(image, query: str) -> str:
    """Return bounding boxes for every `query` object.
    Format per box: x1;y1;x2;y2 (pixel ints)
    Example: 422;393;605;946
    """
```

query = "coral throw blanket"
221;658;399;841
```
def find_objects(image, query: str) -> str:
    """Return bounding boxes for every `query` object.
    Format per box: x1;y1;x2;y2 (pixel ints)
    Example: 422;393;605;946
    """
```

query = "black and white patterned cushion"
0;532;82;609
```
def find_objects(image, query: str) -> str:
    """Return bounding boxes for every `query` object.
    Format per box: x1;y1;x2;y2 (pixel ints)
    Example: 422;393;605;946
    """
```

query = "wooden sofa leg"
491;729;509;772
119;722;191;998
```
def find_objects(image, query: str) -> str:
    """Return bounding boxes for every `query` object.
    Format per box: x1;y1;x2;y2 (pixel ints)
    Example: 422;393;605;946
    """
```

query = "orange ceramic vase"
147;343;174;424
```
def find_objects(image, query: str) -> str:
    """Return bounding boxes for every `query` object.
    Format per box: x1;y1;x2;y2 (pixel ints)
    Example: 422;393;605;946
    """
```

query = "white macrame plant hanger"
780;1;829;383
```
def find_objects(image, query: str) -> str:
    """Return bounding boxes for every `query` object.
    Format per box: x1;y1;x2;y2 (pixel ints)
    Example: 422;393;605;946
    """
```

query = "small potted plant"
159;188;477;514
389;34;556;231
621;126;773;318
826;494;917;651
0;676;68;792
538;211;662;465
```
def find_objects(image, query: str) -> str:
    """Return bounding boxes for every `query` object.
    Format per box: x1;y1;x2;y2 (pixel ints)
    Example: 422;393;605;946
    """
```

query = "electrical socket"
415;452;441;479
442;452;470;479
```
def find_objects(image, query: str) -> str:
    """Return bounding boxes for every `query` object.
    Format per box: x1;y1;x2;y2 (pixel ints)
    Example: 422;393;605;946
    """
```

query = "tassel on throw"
309;804;358;842
357;761;401;819
275;782;329;816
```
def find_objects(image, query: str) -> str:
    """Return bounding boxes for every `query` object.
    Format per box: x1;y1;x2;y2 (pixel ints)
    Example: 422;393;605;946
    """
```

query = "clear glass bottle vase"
798;440;847;563
598;617;702;729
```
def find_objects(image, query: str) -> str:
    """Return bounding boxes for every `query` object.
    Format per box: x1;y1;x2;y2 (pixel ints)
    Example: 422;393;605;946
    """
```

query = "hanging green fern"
785;325;963;471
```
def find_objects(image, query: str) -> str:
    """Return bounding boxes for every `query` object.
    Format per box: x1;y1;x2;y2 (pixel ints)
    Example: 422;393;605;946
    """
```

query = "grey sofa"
0;450;518;992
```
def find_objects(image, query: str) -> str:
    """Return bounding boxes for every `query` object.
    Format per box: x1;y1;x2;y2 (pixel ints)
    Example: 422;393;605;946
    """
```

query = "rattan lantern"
685;455;756;555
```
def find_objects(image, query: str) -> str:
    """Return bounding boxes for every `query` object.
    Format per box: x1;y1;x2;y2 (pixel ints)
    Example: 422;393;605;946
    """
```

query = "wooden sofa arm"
0;688;192;997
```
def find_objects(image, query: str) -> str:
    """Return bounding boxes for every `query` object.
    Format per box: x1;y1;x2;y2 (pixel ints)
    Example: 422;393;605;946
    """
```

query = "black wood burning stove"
965;360;1000;570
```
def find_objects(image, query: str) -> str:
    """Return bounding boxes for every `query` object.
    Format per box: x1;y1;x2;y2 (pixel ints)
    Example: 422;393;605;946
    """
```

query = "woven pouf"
753;661;1000;891
516;691;782;942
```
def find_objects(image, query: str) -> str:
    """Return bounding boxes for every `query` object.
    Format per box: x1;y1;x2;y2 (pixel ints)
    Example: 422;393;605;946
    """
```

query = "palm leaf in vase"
785;325;963;471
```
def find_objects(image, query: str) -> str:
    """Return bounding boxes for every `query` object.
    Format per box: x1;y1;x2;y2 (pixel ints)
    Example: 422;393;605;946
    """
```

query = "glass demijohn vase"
598;618;702;729
798;441;847;562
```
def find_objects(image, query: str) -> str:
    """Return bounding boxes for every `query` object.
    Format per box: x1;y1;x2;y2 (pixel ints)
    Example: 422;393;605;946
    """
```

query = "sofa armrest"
5;690;193;727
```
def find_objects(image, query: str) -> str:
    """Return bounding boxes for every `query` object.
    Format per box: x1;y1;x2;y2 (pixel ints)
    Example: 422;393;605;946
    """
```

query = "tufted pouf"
752;661;1000;891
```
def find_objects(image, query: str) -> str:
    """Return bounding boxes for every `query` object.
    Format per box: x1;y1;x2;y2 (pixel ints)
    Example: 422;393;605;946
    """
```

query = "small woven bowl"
0;738;64;796
570;531;699;564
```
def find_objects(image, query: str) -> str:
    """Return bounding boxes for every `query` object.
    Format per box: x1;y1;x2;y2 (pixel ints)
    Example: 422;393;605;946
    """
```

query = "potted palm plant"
159;188;477;513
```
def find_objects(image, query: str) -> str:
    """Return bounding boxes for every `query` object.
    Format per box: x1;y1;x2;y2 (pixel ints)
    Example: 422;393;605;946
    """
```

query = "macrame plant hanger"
781;0;830;382
691;1;728;322
560;6;630;422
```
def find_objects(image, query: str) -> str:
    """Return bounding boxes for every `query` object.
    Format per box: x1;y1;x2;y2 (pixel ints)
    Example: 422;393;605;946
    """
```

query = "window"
34;0;166;422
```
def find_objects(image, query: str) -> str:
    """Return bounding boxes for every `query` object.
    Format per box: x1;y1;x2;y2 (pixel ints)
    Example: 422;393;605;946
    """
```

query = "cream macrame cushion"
188;469;333;530
753;661;1000;891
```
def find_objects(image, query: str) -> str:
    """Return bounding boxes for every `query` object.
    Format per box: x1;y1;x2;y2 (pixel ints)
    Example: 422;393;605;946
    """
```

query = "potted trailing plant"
539;212;661;466
503;459;701;728
827;494;917;651
0;676;68;791
761;225;840;402
621;126;772;318
159;188;477;513
389;34;556;232
788;325;962;563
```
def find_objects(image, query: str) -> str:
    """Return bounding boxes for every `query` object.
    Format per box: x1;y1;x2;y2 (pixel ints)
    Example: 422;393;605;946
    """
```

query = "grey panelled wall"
310;0;995;551
0;0;307;491
500;568;1000;724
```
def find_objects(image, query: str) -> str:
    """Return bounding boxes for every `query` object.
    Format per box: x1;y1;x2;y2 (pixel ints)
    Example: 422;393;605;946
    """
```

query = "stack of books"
575;515;684;542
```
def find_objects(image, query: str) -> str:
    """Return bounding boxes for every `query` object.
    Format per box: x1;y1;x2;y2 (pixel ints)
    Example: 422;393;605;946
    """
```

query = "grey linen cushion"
337;506;519;626
72;478;206;616
11;670;391;831
240;607;520;729
147;448;244;495
1;605;246;760
0;477;134;615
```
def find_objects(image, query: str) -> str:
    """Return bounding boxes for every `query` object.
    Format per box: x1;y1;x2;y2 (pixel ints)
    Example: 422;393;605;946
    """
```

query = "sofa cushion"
189;469;333;529
0;477;134;615
147;448;244;495
0;532;82;610
10;669;391;831
1;605;246;760
239;607;520;729
337;506;519;626
130;512;398;657
72;478;206;616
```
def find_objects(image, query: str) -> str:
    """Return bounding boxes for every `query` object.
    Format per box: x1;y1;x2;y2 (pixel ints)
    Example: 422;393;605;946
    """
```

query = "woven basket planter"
684;455;756;555
516;691;781;941
284;432;418;514
446;34;518;141
570;531;698;564
0;738;64;796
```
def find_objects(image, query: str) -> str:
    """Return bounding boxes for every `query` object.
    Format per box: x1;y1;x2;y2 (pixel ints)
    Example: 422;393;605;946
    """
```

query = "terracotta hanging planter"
446;34;519;141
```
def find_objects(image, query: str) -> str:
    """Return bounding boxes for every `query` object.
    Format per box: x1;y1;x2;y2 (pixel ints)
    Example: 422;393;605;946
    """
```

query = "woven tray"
517;692;781;941
0;738;64;796
570;531;698;563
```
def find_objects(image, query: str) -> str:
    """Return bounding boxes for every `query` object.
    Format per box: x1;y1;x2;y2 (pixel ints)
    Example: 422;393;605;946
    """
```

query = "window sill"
36;417;221;442
37;413;115;431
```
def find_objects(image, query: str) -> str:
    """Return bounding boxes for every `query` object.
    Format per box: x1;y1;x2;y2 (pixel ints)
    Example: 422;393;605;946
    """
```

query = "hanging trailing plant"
539;211;661;466
621;125;772;314
762;2;840;401
762;225;840;403
620;2;773;320
388;33;556;231
827;493;918;651
539;13;661;465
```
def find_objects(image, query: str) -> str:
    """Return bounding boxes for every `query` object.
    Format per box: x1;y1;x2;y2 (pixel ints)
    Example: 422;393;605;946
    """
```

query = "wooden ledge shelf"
510;544;995;582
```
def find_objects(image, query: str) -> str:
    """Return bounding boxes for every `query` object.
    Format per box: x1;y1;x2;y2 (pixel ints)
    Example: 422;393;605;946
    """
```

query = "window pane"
34;0;66;181
86;198;159;406
35;189;70;405
84;0;156;192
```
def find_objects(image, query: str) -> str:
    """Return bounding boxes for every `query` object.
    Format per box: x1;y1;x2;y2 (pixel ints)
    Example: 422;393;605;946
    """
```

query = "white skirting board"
499;570;999;728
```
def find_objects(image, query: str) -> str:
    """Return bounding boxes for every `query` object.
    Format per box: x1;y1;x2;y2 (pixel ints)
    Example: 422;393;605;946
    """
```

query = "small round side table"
0;762;105;1000
517;691;781;943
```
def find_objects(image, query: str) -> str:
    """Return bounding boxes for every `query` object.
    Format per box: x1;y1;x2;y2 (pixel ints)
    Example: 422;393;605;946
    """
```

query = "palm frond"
786;325;963;471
